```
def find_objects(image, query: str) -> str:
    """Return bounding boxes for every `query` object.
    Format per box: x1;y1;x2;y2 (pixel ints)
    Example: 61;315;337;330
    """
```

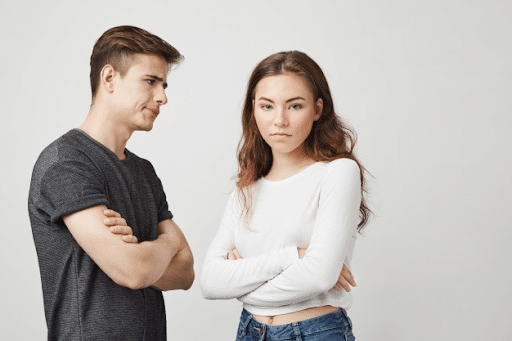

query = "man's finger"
110;225;133;235
103;209;121;218
104;217;127;227
122;235;138;243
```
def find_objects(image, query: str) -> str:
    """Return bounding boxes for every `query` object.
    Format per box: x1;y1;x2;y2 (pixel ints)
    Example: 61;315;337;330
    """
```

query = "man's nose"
155;88;167;105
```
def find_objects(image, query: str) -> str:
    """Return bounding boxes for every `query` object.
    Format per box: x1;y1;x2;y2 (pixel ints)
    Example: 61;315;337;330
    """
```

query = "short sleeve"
40;159;109;223
137;158;173;222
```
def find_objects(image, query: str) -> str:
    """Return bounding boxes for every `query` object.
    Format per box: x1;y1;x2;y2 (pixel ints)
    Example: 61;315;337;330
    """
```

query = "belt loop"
341;308;353;329
293;322;302;341
240;311;253;336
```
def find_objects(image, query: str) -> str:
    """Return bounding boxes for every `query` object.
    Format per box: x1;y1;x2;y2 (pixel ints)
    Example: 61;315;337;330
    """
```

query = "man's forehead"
128;54;169;77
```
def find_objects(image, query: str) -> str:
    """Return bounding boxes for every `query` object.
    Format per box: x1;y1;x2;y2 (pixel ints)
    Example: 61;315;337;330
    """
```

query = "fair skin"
63;53;194;291
230;73;356;325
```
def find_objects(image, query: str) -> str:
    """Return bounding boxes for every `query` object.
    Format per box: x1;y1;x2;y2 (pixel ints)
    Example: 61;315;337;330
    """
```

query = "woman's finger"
341;264;356;287
227;251;236;260
233;249;242;260
336;276;351;292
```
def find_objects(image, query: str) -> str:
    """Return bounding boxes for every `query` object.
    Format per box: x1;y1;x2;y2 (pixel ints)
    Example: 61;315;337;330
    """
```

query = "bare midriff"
252;305;340;326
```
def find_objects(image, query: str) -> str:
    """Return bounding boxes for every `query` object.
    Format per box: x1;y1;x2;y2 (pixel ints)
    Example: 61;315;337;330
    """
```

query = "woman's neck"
265;147;316;181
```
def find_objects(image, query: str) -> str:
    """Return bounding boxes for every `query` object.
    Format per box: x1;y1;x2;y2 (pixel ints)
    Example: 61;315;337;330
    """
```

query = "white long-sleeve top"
201;158;361;316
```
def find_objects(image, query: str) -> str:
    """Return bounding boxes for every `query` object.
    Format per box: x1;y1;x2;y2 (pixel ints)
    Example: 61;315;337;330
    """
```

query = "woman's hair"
89;25;183;98
236;50;371;231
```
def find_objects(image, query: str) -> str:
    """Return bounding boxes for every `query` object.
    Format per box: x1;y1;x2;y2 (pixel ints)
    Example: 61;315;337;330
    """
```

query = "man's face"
112;53;168;132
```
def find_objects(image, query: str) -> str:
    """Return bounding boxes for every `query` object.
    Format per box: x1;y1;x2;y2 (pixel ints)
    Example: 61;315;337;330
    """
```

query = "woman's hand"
333;264;356;292
227;248;242;260
298;248;356;292
103;209;138;243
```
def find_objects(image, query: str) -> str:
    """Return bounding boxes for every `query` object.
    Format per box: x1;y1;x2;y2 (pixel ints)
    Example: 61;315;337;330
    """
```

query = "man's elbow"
110;255;158;290
110;272;145;290
178;249;195;290
181;268;195;291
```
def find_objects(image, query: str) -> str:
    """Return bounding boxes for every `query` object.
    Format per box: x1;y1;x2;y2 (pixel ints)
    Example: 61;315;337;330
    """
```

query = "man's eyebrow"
146;75;168;89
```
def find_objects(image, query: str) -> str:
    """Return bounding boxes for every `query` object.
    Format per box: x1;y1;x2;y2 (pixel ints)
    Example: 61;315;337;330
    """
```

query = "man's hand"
103;209;138;243
298;248;356;292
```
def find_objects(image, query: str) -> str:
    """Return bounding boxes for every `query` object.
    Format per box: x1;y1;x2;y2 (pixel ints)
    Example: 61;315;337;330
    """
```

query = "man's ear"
100;64;117;93
314;97;323;121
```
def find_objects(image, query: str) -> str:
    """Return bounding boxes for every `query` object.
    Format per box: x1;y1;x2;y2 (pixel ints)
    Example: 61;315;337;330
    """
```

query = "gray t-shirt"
28;129;173;341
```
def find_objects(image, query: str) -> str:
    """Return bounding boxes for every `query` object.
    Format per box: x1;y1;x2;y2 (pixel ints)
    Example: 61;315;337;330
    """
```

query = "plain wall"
1;0;511;340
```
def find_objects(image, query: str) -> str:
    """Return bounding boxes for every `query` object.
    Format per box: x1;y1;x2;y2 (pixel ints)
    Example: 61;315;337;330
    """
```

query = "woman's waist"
252;305;341;326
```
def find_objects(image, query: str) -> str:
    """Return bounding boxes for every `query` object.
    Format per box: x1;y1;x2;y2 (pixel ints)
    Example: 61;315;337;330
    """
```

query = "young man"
28;26;194;340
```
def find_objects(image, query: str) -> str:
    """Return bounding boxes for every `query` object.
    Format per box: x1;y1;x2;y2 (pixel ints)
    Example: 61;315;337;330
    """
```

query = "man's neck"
80;105;133;160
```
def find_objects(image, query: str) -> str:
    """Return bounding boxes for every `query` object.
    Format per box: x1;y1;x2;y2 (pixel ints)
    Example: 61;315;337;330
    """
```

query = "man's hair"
90;25;183;98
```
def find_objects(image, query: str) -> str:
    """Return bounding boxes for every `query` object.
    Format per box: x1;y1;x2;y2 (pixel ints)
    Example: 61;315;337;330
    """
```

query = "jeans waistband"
237;308;352;340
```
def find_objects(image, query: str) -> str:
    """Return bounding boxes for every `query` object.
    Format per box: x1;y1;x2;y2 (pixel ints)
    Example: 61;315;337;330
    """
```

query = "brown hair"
89;25;183;98
237;51;371;231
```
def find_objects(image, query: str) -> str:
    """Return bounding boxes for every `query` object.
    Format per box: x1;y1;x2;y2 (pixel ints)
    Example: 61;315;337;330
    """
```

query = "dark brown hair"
89;25;183;98
237;51;371;231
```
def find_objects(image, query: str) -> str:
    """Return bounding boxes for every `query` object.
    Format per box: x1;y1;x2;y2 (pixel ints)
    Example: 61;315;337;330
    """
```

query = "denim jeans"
236;308;355;340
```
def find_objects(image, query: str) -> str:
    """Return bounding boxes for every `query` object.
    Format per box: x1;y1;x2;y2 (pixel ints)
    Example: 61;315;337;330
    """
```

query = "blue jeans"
236;308;355;340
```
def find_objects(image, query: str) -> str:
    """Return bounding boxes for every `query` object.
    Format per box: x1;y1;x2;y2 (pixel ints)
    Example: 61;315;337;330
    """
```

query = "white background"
1;1;511;340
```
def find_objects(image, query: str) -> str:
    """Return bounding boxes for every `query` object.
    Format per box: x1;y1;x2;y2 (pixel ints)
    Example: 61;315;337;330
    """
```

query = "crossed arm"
201;159;361;306
227;248;356;293
63;205;194;291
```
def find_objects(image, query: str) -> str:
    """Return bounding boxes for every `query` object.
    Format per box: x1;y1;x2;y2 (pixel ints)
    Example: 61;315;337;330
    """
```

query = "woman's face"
253;73;323;158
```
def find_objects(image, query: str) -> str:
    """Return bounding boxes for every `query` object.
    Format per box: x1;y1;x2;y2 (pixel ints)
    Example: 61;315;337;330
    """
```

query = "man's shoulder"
33;130;88;171
30;129;105;191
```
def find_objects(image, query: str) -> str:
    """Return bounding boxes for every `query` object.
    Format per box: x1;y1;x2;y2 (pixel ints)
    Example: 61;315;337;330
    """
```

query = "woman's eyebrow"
285;97;306;103
256;96;306;103
257;96;274;103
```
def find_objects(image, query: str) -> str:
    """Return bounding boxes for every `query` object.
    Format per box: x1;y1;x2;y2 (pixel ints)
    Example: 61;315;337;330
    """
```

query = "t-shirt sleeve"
141;160;173;222
39;159;109;224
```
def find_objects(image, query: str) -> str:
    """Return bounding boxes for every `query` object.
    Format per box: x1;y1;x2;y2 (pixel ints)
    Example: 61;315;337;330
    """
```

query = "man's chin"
135;123;154;132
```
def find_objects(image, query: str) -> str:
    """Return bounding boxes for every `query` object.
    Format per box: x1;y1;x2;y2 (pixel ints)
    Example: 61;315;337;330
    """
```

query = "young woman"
201;51;370;340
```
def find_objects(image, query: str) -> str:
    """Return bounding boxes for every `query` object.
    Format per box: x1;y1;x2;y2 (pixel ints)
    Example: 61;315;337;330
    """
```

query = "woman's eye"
290;104;301;110
262;105;272;110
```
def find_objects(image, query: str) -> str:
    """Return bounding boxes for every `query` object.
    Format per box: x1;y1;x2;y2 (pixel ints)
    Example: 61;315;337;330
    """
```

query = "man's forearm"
151;246;194;291
129;233;180;289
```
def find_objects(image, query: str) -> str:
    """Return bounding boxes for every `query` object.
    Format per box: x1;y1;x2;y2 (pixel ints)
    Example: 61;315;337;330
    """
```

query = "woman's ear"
314;97;323;121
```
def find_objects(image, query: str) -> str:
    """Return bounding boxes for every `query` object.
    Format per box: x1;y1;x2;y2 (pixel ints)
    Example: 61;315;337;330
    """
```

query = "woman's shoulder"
326;158;360;174
320;158;361;185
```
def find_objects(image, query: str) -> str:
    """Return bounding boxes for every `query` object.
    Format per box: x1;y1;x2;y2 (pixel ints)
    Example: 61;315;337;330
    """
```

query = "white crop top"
201;158;361;316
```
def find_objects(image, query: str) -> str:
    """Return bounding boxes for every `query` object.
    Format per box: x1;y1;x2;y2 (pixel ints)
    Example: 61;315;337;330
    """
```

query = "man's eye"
146;79;155;85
